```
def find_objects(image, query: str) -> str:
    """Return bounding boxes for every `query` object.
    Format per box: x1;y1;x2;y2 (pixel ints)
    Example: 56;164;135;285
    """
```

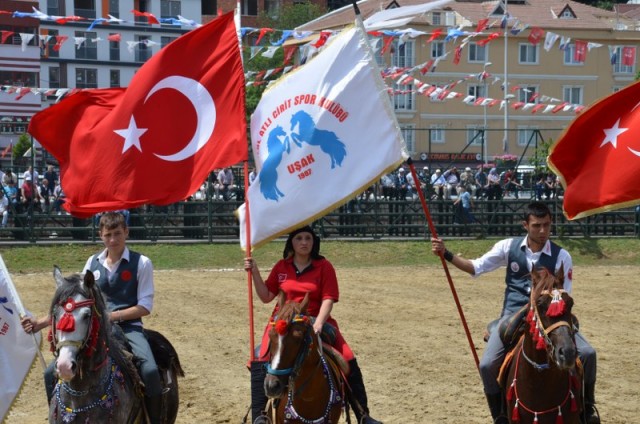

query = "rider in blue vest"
431;202;599;424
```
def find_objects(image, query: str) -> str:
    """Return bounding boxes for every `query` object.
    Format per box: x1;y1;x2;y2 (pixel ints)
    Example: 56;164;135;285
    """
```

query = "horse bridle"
51;296;97;353
266;313;312;378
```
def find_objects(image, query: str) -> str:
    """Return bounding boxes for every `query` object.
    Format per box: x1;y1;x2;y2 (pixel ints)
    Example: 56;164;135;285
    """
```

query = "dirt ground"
5;265;639;423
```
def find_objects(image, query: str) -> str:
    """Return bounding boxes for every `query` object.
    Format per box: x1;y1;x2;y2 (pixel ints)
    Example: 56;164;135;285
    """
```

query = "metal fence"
2;193;639;244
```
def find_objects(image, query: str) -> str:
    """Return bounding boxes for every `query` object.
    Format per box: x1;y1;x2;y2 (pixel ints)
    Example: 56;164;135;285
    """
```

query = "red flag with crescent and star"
548;81;640;220
28;12;246;217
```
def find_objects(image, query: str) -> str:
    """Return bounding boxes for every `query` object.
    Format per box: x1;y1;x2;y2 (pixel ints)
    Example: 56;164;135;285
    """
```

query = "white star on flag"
114;116;147;153
600;119;628;148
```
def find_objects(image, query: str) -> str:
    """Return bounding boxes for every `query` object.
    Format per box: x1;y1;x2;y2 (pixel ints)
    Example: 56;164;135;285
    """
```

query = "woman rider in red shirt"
245;226;381;424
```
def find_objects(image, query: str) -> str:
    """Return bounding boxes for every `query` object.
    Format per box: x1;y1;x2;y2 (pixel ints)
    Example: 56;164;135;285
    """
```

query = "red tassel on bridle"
55;298;96;333
546;289;566;317
556;406;564;424
512;400;520;422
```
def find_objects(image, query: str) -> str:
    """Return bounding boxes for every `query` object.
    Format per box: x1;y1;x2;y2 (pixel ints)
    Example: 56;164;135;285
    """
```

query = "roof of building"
297;0;622;32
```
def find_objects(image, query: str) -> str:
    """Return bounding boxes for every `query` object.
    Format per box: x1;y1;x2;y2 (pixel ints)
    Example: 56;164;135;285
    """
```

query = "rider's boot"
485;392;508;424
250;361;269;424
144;394;163;424
347;359;382;424
582;382;601;424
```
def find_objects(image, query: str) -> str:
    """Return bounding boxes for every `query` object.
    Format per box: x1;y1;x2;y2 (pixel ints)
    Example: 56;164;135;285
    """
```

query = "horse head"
51;267;107;381
290;111;313;145
528;265;576;370
264;292;312;398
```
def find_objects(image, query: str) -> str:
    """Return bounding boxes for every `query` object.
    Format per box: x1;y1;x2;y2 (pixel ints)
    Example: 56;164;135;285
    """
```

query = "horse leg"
250;361;269;423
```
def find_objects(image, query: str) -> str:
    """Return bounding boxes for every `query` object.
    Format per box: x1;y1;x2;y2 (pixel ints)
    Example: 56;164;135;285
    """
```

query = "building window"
242;0;258;15
466;125;483;146
392;40;415;68
76;68;97;88
401;126;415;153
136;35;152;62
432;11;441;25
74;0;96;19
109;70;120;87
518;86;538;103
47;0;61;16
431;41;445;59
468;84;487;98
109;0;119;18
430;125;445;144
161;0;181;18
613;46;635;74
135;0;149;24
75;31;97;60
563;44;582;65
519;43;538;64
393;84;415;111
49;67;60;88
518;126;539;147
265;0;280;16
41;29;59;58
563;86;583;104
468;43;487;63
161;36;177;48
109;34;120;61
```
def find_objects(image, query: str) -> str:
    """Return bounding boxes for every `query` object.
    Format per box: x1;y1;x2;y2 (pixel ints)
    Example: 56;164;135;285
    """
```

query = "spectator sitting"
475;167;488;199
544;173;557;199
380;173;395;199
217;167;236;200
460;167;477;197
486;168;502;200
53;182;66;214
43;165;57;197
430;169;446;199
504;170;523;199
442;167;460;200
39;178;51;212
0;190;8;227
20;174;42;212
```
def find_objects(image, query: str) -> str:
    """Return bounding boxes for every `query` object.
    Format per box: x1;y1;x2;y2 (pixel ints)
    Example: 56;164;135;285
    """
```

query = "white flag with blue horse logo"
0;256;41;422
238;23;408;249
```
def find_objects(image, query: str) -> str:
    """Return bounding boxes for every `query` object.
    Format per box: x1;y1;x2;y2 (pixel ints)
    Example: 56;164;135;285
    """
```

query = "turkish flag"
622;46;636;66
28;12;247;217
548;81;640;219
527;27;544;45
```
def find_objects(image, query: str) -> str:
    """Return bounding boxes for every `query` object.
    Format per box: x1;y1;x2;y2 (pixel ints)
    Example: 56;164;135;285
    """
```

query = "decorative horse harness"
50;296;126;423
267;313;343;424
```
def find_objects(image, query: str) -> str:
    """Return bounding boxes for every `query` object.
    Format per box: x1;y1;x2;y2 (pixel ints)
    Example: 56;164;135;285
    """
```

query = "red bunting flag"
313;31;331;48
53;35;68;51
427;28;443;43
548;81;640;219
528;27;544;45
380;36;394;54
1;143;11;158
107;33;121;42
28;12;247;217
574;40;587;62
476;18;489;33
131;9;159;24
1;30;13;44
283;45;296;65
453;46;462;65
622;46;636;66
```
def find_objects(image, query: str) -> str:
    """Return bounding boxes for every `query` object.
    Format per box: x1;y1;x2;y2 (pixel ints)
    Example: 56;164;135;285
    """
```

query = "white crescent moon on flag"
629;100;640;157
145;75;216;162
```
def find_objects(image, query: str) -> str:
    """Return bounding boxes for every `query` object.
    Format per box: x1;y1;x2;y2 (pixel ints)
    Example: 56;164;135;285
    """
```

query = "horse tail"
145;329;185;377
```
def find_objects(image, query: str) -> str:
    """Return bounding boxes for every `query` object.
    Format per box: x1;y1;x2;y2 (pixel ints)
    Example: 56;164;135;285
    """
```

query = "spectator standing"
217;167;236;200
453;185;478;224
22;166;39;182
0;190;8;227
43;165;57;196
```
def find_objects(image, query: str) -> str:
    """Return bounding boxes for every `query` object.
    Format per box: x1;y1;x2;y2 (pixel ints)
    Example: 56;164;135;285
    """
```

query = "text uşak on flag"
27;12;247;217
547;80;640;220
0;255;41;422
237;24;408;249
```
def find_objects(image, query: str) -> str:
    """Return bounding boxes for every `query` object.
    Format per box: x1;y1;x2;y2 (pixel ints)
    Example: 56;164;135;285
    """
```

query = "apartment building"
296;0;640;167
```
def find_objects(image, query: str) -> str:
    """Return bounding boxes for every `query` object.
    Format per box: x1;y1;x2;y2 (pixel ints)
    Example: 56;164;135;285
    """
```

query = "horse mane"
277;300;303;322
530;267;558;301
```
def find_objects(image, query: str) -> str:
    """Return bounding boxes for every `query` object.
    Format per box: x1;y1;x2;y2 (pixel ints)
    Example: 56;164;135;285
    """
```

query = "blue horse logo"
258;111;347;202
290;111;347;168
0;296;14;314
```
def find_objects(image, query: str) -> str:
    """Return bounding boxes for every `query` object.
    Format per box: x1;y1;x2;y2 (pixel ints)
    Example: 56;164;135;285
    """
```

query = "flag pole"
243;161;256;362
0;255;46;370
407;158;480;371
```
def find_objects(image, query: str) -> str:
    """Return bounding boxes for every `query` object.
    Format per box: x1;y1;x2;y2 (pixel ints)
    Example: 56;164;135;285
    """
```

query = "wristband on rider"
443;249;454;262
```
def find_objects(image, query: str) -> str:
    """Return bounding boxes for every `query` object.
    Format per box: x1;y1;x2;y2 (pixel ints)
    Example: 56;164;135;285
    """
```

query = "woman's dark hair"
283;225;323;259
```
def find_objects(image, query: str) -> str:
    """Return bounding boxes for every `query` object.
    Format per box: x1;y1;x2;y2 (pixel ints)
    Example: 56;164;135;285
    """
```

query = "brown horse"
263;293;344;424
504;267;581;423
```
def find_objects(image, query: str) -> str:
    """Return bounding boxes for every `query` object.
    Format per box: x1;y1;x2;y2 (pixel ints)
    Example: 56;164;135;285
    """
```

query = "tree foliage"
12;133;31;163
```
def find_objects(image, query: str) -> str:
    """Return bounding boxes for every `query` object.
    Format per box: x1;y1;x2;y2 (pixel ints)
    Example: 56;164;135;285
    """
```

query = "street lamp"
482;62;492;166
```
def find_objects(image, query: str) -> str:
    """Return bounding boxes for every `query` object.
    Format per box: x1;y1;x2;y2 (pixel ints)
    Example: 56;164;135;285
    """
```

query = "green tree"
530;137;554;173
12;133;31;164
243;2;327;118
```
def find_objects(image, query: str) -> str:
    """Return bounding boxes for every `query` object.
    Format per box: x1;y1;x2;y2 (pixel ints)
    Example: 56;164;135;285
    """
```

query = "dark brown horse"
263;293;344;424
504;267;581;423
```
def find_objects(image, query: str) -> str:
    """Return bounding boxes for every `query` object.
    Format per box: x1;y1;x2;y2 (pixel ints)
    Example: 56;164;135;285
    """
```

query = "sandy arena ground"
5;265;639;423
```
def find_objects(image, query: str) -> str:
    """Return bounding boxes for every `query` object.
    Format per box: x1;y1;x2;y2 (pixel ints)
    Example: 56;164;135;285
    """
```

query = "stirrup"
583;404;601;424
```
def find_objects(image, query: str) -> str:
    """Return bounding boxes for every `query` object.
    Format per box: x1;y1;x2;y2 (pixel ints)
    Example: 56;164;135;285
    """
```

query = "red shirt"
265;257;339;317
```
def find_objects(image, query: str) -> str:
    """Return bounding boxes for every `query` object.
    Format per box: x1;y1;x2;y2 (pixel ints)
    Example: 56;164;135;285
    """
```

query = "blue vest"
90;251;141;324
501;237;561;317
